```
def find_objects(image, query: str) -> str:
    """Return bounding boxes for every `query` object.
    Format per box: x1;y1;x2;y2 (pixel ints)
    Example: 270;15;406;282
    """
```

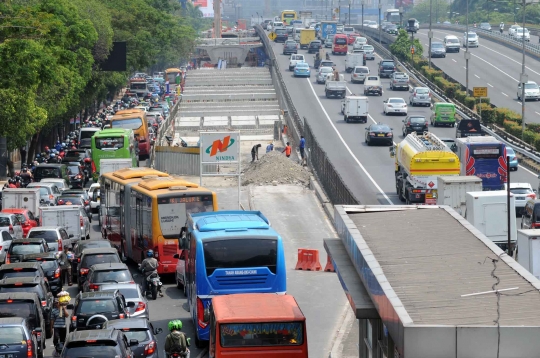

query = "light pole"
399;6;404;28
465;0;470;95
349;0;352;26
428;0;433;68
361;0;365;32
378;0;382;44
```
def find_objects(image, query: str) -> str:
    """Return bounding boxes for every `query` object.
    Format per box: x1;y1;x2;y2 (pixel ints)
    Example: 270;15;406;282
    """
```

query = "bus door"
119;187;126;259
136;193;145;260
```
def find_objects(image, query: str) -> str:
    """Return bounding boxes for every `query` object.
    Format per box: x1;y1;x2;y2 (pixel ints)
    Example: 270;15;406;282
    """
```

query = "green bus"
91;128;138;177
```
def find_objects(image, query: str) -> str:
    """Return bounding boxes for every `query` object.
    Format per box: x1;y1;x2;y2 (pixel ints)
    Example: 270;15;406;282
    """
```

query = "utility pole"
428;0;433;68
378;0;382;44
214;0;222;38
465;0;470;95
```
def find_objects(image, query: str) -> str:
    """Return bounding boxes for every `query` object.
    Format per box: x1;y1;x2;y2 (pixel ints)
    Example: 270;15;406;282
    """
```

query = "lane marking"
487;83;493;87
518;164;538;176
474;74;480;79
536;111;540;116
452;59;457;63
463;66;466;69
502;92;509;97
306;78;393;205
518;101;522;105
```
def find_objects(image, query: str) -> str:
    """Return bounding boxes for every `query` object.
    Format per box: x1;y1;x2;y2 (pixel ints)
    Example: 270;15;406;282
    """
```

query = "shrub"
534;137;540;152
455;90;467;103
464;96;476;109
422;67;443;81
493;108;522;126
523;130;537;146
475;97;490;105
478;103;495;124
527;123;540;133
503;120;522;138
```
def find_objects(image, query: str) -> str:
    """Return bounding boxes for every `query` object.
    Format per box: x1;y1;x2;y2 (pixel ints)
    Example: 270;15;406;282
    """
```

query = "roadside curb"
310;175;334;221
328;302;355;358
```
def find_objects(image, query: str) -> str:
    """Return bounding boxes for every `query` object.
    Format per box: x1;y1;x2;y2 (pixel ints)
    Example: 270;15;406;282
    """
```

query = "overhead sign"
201;132;240;163
473;87;488;97
268;32;277;41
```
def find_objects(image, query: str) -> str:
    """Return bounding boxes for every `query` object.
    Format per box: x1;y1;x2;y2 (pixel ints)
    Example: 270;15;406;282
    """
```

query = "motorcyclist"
140;250;159;295
55;141;62;152
500;22;504;34
20;167;32;186
7;179;17;188
164;320;190;358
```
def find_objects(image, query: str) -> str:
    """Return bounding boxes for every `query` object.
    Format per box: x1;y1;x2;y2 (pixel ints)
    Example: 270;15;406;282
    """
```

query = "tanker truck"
390;132;461;205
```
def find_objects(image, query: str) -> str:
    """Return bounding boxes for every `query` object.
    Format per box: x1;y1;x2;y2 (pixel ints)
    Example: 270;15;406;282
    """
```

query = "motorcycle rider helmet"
8;178;14;184
22;167;27;172
50;153;56;158
146;250;154;258
44;146;49;151
168;320;183;332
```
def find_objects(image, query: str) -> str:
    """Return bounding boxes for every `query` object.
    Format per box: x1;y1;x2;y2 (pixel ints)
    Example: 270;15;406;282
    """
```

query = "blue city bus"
456;136;507;190
178;211;286;347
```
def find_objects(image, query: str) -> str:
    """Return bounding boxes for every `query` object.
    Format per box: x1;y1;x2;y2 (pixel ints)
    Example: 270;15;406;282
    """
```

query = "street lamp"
361;0;365;32
378;0;382;44
465;0;470;95
399;6;404;28
349;0;352;26
428;0;433;68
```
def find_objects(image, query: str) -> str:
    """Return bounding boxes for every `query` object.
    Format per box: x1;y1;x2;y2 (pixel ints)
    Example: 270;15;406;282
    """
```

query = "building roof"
346;206;540;326
212;293;305;323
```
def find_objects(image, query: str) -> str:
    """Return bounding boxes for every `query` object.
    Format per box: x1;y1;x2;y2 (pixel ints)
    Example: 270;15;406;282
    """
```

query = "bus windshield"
220;321;304;347
203;238;278;276
95;136;125;150
158;195;214;238
111;118;142;130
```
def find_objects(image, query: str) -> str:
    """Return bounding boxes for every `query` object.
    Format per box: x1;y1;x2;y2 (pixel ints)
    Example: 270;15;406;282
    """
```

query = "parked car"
67;291;134;331
1;208;38;237
0;293;46;357
0;317;40;358
102;319;162;358
21;252;63;295
0;213;24;240
61;329;137;357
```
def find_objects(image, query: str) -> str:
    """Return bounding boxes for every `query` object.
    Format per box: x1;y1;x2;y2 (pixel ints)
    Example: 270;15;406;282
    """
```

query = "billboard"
193;0;215;18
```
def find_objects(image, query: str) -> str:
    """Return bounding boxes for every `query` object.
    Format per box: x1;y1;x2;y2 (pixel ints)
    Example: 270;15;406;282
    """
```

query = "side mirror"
126;301;136;308
129;339;139;346
155;327;163;335
66;304;74;309
179;236;188;250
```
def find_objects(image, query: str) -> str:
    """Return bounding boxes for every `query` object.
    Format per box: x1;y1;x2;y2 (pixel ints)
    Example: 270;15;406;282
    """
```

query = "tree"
390;29;423;61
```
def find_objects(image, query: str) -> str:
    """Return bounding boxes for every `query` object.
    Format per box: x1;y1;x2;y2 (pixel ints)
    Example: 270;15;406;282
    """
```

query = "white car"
78;206;91;240
353;37;368;50
363;45;375;60
0;229;14;263
517;81;540;101
515;27;530;41
383;98;408;115
288;54;305;71
88;183;100;213
40;178;69;192
351;66;370;84
173;252;186;295
367;21;378;29
443;35;460;53
508;24;520;36
507;182;535;215
463;32;479;47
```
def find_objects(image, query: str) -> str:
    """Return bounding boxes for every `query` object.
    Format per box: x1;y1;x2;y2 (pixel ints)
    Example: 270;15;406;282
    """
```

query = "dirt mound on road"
242;151;310;186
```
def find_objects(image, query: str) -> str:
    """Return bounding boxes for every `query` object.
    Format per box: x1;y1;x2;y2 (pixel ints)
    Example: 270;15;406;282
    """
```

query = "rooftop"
347;206;540;326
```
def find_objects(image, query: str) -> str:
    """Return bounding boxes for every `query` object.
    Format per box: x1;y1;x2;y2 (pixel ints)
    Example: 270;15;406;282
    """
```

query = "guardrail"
149;96;181;168
354;25;540;172
254;24;359;205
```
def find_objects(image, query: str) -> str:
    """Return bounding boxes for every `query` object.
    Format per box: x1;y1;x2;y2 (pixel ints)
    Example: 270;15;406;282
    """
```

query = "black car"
72;240;115;278
67;291;134;332
22;253;63;295
0;262;46;281
0;277;54;339
103;318;163;358
283;41;298;55
365;123;394;146
308;40;322;53
77;248;121;289
386;24;398;34
403;115;429;136
63;149;91;163
82;262;133;293
61;328;137;357
0;293;45;357
0;317;39;358
378;59;396;78
274;28;288;43
6;238;50;264
33;163;69;183
65;162;86;188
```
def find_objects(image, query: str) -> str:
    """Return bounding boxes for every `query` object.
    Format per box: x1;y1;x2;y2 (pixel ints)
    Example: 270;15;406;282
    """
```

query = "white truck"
2;188;41;219
100;159;134;176
340;96;369;123
465;190;517;251
39;205;85;243
436;176;483;215
516;229;540;279
344;53;365;73
325;73;346;98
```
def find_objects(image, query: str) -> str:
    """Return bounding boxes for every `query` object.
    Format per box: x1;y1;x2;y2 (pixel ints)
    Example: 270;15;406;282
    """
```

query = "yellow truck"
299;29;316;49
390;132;460;205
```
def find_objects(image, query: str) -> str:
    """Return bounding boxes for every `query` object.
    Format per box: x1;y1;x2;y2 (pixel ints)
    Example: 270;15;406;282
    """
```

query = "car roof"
0;292;40;301
0;317;26;325
11;238;45;244
81;247;118;255
509;183;532;188
67;328;120;342
104;318;150;330
28;226;61;231
34;164;64;169
90;263;128;271
28;182;56;188
41;179;66;182
78;291;118;300
0;276;42;285
0;262;42;270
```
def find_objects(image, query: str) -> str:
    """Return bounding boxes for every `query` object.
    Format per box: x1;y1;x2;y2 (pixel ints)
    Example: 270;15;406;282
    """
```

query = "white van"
444;35;460;53
272;21;284;30
78;127;101;149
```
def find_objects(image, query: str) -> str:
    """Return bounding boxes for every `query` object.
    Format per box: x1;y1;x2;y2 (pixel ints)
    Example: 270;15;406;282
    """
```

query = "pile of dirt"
242;151;310;186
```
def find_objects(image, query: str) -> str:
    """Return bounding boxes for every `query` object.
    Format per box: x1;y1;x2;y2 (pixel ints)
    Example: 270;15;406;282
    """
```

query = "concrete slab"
259;114;282;127
231;116;257;129
202;116;228;127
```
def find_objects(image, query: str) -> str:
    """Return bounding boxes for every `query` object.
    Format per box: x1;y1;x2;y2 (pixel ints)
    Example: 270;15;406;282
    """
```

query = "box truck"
516;229;540;279
39;205;87;243
100;158;134;176
2;188;41;218
436;176;483;215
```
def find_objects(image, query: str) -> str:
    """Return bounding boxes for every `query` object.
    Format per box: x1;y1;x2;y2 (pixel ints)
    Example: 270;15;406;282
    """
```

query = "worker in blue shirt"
266;142;274;153
299;136;306;161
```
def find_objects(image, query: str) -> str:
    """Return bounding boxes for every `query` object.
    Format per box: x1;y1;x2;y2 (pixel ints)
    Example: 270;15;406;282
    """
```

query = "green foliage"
389;29;423;62
406;0;449;23
478;103;494;124
421;66;443;82
526;123;540;134
464;96;476;109
494;108;521;126
455;90;467;103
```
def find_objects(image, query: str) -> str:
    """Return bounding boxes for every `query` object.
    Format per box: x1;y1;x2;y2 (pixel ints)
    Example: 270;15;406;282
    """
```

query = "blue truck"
319;21;337;41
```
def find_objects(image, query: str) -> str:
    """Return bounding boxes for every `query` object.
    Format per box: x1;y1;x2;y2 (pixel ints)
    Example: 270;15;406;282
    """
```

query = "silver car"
517;81;540;101
363;45;375;60
99;282;150;320
507;183;535;216
324;34;335;47
351;66;370;84
409;87;432;106
27;182;61;205
317;67;334;84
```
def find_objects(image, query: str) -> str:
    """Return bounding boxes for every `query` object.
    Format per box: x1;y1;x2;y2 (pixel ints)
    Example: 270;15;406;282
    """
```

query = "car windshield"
447;38;459;43
62;345;119;357
0;327;25;345
77;242;112;254
389;99;405;104
33;187;51;196
410;117;426;123
467;33;476;38
28;230;58;242
525;83;539;89
0;302;36;326
35;168;60;178
416;88;429;94
354;68;368;73
94;270;131;283
123;330;149;342
38;260;57;271
506;148;515;155
432;43;444;48
11;243;44;255
363;45;374;51
67;165;79;174
80;131;99;140
82;254;119;267
57;197;83;205
320;68;332;73
111;118;142;130
77;299;117;314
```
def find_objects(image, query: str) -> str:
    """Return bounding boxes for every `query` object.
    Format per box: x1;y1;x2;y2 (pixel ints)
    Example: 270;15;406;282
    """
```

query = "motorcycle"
138;266;163;300
169;352;189;358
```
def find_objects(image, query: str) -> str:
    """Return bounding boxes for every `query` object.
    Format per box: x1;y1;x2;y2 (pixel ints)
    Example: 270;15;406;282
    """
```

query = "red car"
1;209;38;238
348;33;361;45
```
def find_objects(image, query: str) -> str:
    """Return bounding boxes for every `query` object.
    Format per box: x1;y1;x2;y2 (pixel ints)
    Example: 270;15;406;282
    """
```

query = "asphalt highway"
269;39;539;206
416;27;540;123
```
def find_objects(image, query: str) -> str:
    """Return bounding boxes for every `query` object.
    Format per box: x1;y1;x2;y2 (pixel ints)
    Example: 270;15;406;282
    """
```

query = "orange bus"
127;176;218;274
99;168;169;252
111;109;150;160
209;293;308;358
